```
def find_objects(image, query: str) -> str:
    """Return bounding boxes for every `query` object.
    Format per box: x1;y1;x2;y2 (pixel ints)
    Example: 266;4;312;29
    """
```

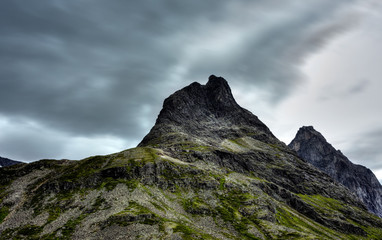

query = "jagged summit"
155;75;240;124
205;74;230;90
289;126;355;167
139;75;278;148
292;126;325;142
204;75;236;107
289;126;382;217
289;126;334;156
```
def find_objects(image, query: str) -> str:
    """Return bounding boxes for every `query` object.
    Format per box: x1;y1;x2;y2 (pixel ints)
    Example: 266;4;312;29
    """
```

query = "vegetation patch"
178;142;212;153
116;201;152;216
59;155;107;183
298;194;344;212
362;225;382;239
0;206;9;223
98;177;138;191
183;197;212;215
30;192;45;216
0;227;18;240
219;177;226;190
47;205;61;223
160;163;199;181
107;201;161;226
18;225;43;237
228;139;248;148
215;191;266;239
172;222;218;240
110;147;159;168
150;201;166;212
61;213;88;239
92;196;106;210
276;206;338;239
173;223;196;239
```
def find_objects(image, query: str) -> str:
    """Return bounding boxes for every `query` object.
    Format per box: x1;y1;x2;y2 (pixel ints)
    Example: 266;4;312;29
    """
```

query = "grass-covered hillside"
1;141;382;239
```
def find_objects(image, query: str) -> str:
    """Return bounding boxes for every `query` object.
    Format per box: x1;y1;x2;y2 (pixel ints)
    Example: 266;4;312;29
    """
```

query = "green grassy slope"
0;143;381;239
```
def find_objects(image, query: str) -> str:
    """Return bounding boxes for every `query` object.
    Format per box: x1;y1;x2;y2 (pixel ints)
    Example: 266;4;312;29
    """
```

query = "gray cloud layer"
0;0;369;160
347;129;382;170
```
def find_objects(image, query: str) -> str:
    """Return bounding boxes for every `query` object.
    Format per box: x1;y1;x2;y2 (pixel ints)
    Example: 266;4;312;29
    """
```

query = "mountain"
289;126;382;218
0;156;22;168
1;76;382;239
139;75;279;149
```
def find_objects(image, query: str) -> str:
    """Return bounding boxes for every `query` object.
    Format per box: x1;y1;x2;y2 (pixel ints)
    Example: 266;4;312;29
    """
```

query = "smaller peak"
294;126;327;142
208;74;220;81
186;81;203;90
189;81;202;87
298;126;323;136
208;74;218;81
179;81;203;95
204;75;237;107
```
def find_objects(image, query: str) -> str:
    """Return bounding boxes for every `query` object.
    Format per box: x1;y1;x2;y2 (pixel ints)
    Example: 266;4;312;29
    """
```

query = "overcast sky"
1;1;382;179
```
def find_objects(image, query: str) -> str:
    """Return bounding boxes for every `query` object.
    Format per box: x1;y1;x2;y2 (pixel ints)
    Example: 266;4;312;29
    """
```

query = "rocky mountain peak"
292;126;325;143
206;74;229;89
289;126;333;155
157;75;239;124
207;74;225;84
297;126;321;137
289;126;382;217
139;75;278;148
204;74;235;106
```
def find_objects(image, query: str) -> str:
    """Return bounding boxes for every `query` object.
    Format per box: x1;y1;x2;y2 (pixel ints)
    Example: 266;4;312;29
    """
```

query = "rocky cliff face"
1;77;382;239
0;157;22;167
289;126;382;218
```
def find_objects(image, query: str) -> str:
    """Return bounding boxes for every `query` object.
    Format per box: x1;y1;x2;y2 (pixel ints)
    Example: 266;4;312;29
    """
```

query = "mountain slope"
289;126;382;218
0;156;22;167
1;76;382;239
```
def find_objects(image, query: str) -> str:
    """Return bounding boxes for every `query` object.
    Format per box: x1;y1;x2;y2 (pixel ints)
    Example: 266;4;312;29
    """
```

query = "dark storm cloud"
0;0;367;160
0;0;182;139
0;0;243;139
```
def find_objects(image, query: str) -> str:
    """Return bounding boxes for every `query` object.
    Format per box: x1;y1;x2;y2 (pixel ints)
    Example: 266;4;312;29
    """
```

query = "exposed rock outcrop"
289;126;382;218
139;75;279;148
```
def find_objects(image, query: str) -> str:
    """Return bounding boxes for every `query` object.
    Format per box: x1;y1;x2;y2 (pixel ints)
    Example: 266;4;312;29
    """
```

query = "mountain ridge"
0;156;22;168
289;126;382;218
